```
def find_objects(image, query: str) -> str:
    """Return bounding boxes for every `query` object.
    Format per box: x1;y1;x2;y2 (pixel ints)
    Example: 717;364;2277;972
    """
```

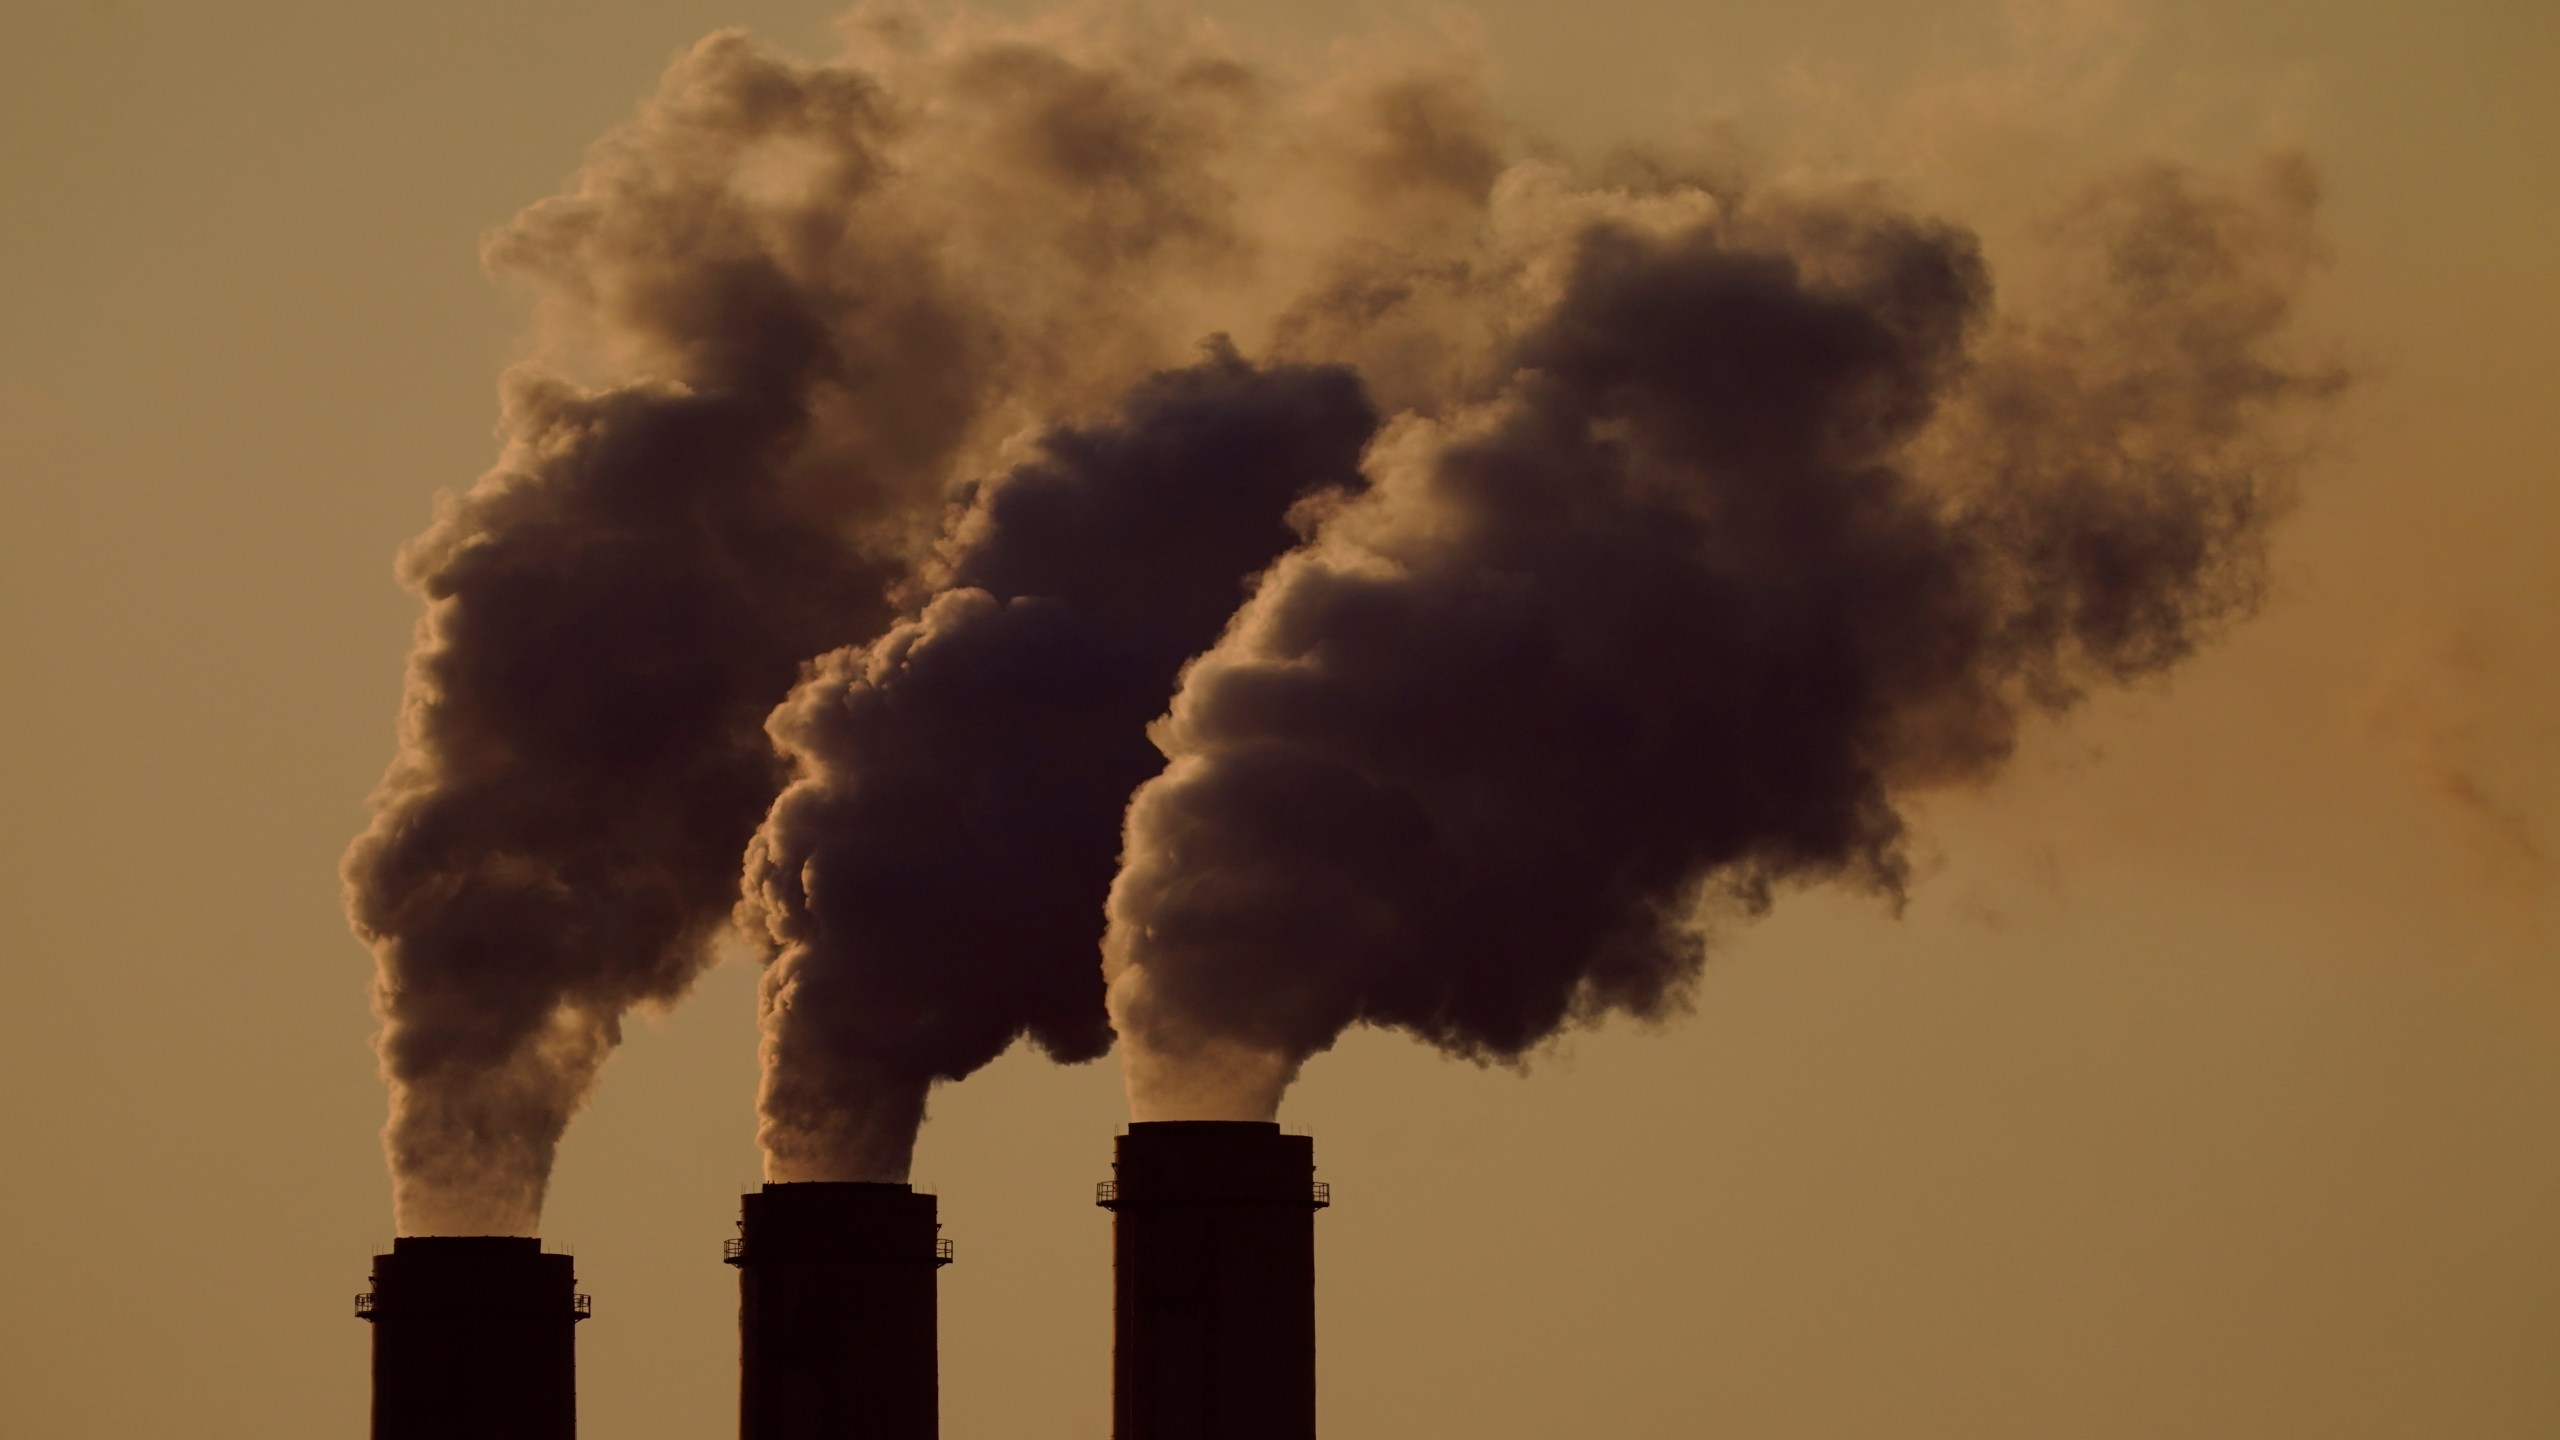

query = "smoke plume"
340;37;948;1233
343;13;1304;1233
1105;161;2340;1120
743;344;1375;1181
348;0;2337;1215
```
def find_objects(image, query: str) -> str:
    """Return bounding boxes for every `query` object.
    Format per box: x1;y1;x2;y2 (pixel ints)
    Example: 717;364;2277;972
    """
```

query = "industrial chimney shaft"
1102;1121;1328;1440
732;1180;950;1440
358;1235;588;1440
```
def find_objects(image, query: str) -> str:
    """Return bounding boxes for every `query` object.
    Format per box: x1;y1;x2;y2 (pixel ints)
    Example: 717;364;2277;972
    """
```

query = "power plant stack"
1100;1121;1330;1440
353;1134;1330;1437
357;1236;590;1440
729;1181;953;1440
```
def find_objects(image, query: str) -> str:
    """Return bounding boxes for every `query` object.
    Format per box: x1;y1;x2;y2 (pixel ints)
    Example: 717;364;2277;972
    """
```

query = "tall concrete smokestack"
730;1182;951;1440
357;1236;589;1440
1100;1122;1329;1440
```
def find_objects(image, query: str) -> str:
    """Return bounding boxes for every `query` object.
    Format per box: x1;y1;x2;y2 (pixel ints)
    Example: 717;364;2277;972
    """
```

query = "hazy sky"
2;1;2554;1437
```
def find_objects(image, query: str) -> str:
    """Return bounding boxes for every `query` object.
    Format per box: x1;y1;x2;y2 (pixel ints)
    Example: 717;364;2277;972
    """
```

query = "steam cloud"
1105;163;2339;1119
347;3;2335;1225
338;41;942;1233
343;16;1280;1233
744;345;1375;1182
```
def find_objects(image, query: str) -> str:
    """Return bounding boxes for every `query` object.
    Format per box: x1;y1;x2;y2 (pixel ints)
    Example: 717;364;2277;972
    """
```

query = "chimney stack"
1101;1121;1329;1440
357;1236;589;1440
731;1181;951;1440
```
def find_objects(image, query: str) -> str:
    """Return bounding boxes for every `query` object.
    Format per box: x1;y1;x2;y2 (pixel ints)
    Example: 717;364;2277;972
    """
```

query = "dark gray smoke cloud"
342;35;989;1236
343;5;1516;1231
743;344;1377;1181
347;0;2337;1217
1105;162;2340;1119
346;375;903;1236
341;20;1263;1233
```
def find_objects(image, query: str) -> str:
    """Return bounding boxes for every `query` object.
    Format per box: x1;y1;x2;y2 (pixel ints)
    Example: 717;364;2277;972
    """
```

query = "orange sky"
1;1;2553;1436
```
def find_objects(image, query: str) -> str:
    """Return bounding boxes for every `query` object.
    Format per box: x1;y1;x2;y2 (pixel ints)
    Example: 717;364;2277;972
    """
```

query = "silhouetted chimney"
1100;1121;1329;1440
357;1236;589;1440
730;1181;951;1440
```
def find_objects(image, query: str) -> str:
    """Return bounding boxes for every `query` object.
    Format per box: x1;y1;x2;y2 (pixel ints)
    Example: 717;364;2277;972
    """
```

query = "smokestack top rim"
755;1179;920;1195
1123;1119;1283;1134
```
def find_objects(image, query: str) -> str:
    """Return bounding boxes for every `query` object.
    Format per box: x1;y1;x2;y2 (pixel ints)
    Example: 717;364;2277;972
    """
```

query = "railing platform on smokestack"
354;1289;591;1320
725;1235;953;1266
1096;1178;1330;1208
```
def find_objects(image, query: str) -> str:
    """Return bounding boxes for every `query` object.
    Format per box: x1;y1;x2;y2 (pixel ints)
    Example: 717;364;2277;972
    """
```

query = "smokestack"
1101;1122;1329;1440
731;1182;951;1440
357;1236;589;1440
